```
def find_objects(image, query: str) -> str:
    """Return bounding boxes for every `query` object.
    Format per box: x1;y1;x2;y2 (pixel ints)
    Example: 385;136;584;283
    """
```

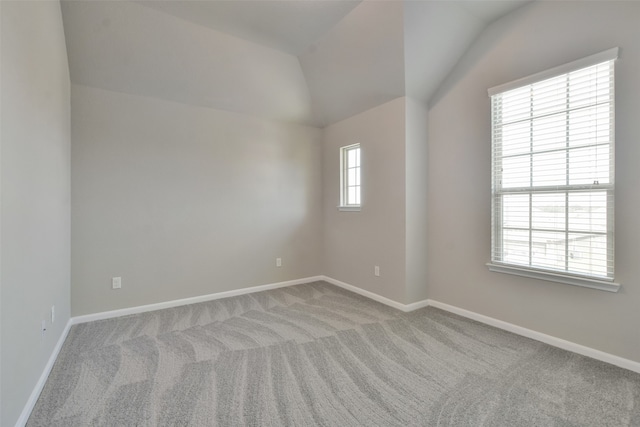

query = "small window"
339;143;361;210
487;48;619;292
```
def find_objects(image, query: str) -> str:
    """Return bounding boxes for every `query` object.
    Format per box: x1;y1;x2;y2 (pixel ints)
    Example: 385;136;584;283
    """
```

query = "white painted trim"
427;299;640;374
15;319;73;427
320;275;429;312
486;263;620;293
71;276;324;324
337;206;361;212
488;47;618;96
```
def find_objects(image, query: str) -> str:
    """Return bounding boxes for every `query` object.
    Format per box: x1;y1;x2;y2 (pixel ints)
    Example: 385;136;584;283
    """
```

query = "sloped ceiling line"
62;0;530;128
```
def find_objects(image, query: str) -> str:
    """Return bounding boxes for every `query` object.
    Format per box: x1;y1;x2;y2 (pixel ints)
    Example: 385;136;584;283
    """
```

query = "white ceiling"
136;0;362;55
61;0;531;127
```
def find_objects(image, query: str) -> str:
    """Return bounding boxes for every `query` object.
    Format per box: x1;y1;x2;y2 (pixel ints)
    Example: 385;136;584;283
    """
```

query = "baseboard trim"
71;276;324;325
320;276;427;312
15;318;73;427
427;299;640;374
321;275;640;374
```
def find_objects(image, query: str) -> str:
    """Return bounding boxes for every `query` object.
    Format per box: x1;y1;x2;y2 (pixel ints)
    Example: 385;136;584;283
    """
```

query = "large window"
488;48;619;292
339;143;361;210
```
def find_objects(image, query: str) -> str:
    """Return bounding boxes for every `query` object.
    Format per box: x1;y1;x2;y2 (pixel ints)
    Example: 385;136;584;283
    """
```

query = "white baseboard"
426;299;640;374
321;276;429;312
15;318;73;427
71;276;324;325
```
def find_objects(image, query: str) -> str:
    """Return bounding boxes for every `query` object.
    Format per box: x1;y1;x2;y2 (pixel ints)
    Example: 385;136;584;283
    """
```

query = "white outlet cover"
112;277;122;289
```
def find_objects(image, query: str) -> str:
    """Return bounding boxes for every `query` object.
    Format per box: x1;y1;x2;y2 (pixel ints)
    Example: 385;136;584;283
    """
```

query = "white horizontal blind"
491;54;616;280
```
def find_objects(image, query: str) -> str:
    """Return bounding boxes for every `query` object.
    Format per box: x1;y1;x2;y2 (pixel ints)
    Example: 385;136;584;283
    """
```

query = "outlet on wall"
276;258;282;267
374;265;380;277
112;277;122;289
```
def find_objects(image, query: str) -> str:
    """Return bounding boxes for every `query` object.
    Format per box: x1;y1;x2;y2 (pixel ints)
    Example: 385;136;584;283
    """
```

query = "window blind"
490;49;617;283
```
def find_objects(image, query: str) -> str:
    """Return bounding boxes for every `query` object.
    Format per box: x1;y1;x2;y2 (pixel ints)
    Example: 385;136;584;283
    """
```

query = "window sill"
486;263;620;293
337;206;361;212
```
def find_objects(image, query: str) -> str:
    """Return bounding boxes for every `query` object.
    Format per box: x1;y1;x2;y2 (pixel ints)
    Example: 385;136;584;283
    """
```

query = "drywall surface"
322;97;407;303
405;97;429;303
1;1;71;425
61;0;313;125
428;1;640;362
71;85;322;316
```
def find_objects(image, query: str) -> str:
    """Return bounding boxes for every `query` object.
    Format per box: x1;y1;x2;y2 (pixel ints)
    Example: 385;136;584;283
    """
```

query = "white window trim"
337;206;361;212
487;48;620;292
488;48;618;96
486;262;620;292
338;143;361;210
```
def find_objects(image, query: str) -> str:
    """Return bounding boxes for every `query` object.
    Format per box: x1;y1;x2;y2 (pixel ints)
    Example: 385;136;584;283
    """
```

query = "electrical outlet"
112;277;122;289
276;258;282;267
374;265;380;277
51;305;55;323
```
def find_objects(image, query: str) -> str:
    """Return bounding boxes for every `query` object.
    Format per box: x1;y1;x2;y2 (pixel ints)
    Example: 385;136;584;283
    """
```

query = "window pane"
502;155;530;188
355;148;360;167
347;187;357;205
348;149;357;167
503;229;529;266
347;168;356;187
502;194;529;229
568;192;607;233
531;231;565;270
501;121;531;156
568;233;607;276
532;150;566;186
569;104;611;148
532;193;565;231
531;74;566;117
568;145;610;185
569;64;611;110
500;86;531;123
532;113;566;153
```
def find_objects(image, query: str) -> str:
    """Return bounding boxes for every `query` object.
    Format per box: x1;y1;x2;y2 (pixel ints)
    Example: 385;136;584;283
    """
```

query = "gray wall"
71;85;322;316
1;1;71;425
428;1;640;362
322;98;407;303
405;97;429;304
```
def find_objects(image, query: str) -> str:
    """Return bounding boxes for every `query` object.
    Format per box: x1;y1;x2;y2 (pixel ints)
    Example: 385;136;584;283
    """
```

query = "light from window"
340;143;361;208
489;50;617;284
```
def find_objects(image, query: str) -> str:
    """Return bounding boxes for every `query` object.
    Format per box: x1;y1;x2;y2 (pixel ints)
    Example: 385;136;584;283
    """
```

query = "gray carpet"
28;281;640;426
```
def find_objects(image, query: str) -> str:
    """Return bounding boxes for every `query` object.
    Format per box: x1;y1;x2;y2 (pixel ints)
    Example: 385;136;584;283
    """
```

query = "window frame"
338;143;361;211
486;48;620;292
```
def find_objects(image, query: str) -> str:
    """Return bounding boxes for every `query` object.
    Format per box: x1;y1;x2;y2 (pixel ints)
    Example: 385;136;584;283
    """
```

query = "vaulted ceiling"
61;0;530;127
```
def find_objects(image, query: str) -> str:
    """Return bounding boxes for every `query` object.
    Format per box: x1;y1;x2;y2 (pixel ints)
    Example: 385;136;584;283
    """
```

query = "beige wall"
1;1;71;425
322;98;407;303
71;85;322;316
427;1;640;362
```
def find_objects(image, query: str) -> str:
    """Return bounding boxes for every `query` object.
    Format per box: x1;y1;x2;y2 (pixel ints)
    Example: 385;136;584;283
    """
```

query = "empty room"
2;0;640;425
